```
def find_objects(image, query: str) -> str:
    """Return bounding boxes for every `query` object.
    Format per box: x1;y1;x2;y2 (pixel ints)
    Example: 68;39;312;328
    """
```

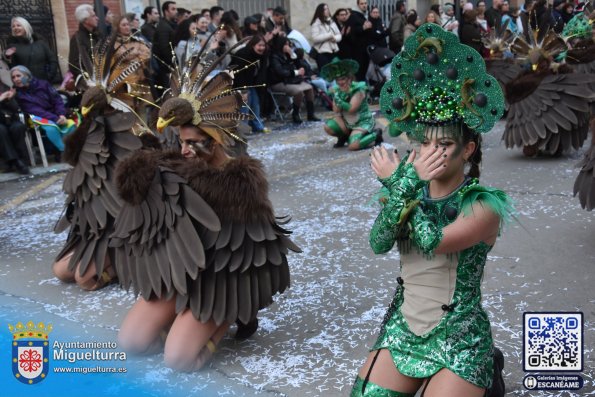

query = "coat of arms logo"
8;320;52;384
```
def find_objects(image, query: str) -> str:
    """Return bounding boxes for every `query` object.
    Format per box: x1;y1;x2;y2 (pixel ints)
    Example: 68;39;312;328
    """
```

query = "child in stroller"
365;45;395;100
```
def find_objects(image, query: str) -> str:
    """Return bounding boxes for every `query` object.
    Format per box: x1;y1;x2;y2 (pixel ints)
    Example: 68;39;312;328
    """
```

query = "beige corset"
400;251;458;336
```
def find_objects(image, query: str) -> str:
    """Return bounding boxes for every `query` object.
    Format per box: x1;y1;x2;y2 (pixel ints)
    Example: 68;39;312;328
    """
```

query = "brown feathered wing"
110;151;221;300
54;113;143;277
174;156;302;325
503;72;595;154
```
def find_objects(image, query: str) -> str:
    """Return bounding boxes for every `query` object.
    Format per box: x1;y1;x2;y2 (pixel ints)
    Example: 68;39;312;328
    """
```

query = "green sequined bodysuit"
368;169;512;389
334;81;375;131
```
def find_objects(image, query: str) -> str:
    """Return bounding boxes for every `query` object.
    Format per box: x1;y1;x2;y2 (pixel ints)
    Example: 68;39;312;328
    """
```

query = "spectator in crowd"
561;3;574;24
268;36;319;124
231;34;269;133
209;6;224;32
333;8;351;59
176;8;191;23
96;5;114;36
368;6;389;48
200;9;211;21
551;0;566;32
174;17;200;67
266;6;291;36
152;1;177;98
294;47;329;96
424;10;442;25
347;0;373;81
388;0;407;53
141;6;160;42
460;10;483;53
195;16;212;46
519;0;534;41
404;10;420;41
0;81;29;174
68;4;101;79
125;13;141;36
4;17;60;84
112;16;151;118
217;11;243;70
476;0;489;33
11;65;77;154
441;4;460;36
502;5;520;33
310;3;342;70
242;15;262;37
530;0;556;33
485;0;503;28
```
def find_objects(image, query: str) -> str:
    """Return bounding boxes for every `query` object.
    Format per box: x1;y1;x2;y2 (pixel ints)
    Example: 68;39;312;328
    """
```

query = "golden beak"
531;64;538;71
156;116;175;133
81;104;94;117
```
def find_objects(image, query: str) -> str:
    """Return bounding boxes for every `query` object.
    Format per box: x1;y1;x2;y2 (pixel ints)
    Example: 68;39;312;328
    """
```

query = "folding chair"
19;113;49;168
267;88;293;122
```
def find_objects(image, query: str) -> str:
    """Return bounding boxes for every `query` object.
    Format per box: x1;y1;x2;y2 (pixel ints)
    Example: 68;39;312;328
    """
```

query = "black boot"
14;159;30;175
306;101;320;121
333;135;347;148
235;318;258;340
292;103;302;124
487;347;505;397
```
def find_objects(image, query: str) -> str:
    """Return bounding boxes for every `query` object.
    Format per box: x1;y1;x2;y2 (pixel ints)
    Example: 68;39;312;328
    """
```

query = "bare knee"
118;328;162;355
52;256;75;282
164;346;209;371
324;125;335;136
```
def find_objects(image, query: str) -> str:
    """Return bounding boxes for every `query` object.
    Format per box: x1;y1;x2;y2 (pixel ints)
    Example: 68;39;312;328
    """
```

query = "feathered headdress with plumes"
511;25;568;70
156;27;252;146
482;19;516;58
76;34;151;117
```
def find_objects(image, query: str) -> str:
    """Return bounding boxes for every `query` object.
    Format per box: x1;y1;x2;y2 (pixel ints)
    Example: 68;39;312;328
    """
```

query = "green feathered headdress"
320;57;359;81
562;13;593;40
380;23;505;141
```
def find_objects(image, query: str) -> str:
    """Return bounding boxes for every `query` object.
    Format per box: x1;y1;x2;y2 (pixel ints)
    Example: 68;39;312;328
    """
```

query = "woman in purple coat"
11;65;78;152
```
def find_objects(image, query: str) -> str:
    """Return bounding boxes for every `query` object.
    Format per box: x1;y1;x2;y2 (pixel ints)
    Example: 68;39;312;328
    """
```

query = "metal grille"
218;0;291;23
0;0;58;55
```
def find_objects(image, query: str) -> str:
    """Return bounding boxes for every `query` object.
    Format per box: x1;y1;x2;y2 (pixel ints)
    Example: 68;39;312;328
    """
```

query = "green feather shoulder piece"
460;183;515;226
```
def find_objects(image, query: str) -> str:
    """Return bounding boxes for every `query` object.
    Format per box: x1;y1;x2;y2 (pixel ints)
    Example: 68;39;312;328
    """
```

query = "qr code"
523;312;583;371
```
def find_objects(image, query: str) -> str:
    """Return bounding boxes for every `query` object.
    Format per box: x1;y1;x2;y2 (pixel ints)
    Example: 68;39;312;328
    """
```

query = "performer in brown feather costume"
114;33;301;371
52;34;154;290
504;26;595;156
564;11;595;210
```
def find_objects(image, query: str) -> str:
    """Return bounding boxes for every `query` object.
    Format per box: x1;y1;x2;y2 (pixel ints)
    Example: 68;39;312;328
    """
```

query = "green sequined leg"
348;131;376;149
351;376;416;397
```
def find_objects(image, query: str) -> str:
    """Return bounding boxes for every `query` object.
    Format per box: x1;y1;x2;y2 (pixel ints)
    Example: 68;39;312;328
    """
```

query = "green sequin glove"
335;97;351;112
369;163;425;254
410;204;444;256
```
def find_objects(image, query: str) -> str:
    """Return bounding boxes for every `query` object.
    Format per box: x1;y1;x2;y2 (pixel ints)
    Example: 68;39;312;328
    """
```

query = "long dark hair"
311;3;329;25
462;124;483;179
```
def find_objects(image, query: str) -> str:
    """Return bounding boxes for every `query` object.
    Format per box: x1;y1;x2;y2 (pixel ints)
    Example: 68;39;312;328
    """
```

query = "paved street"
0;116;593;397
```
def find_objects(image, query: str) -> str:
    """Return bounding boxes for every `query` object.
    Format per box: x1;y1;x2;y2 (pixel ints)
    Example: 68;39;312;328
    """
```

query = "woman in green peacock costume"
351;24;512;397
321;58;382;150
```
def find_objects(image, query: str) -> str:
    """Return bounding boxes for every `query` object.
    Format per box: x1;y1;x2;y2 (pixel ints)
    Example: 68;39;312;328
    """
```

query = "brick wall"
64;0;123;37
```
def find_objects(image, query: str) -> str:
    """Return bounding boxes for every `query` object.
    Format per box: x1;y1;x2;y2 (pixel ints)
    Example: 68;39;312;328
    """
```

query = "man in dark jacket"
0;82;29;174
388;0;407;53
484;0;503;28
68;4;101;79
152;1;177;99
346;0;373;81
141;6;160;42
265;6;292;36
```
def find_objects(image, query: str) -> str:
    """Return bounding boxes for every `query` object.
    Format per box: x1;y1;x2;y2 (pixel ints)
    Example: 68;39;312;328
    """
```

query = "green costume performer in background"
321;58;382;150
351;24;512;397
